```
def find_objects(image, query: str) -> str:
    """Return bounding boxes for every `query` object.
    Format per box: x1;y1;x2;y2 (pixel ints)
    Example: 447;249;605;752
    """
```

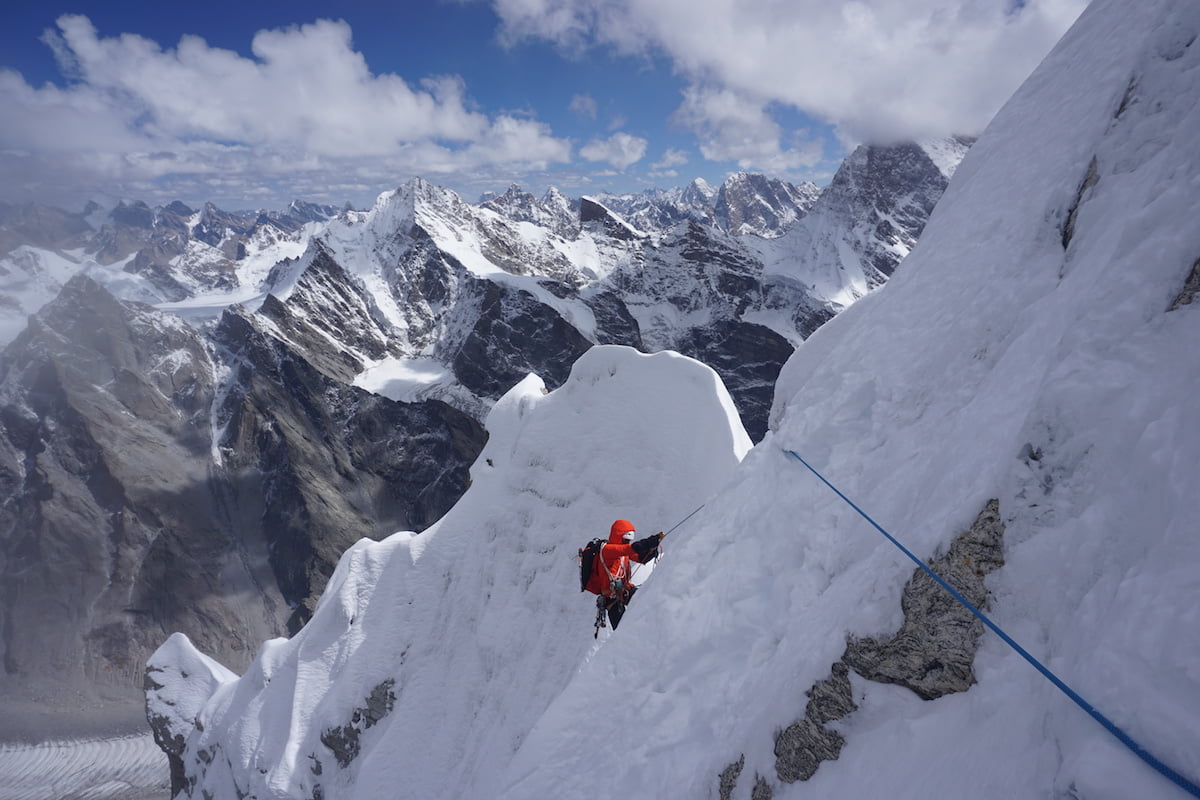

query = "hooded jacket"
587;520;661;597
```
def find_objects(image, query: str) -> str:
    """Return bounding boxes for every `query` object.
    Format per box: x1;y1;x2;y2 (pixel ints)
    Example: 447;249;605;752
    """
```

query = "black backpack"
578;538;606;593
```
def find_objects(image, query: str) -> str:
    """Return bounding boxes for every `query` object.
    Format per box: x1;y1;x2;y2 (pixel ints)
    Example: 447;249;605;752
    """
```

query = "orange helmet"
609;519;636;543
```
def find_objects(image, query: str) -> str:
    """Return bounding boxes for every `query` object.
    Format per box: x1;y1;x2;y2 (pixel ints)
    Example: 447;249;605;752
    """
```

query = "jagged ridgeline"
0;146;966;736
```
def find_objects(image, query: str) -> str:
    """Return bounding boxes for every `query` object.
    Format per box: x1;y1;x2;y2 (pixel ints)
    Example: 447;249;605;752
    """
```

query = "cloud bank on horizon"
0;0;1087;210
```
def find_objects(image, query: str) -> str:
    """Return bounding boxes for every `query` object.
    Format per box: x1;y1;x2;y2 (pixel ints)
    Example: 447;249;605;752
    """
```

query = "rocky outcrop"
258;241;399;384
452;280;594;399
1168;255;1200;310
480;184;579;237
818;140;972;282
772;662;858;783
842;499;1006;699
676;320;793;443
720;500;1005;798
714;172;820;237
0;275;269;718
580;196;645;241
318;679;397;770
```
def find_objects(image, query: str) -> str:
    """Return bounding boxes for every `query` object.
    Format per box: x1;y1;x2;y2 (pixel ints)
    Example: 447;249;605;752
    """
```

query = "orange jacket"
589;524;658;598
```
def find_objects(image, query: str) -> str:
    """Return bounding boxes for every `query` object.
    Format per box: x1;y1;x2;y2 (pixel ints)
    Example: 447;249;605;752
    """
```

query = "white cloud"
652;148;688;169
579;132;648;170
2;15;572;207
569;93;598;119
492;0;1091;143
673;86;824;172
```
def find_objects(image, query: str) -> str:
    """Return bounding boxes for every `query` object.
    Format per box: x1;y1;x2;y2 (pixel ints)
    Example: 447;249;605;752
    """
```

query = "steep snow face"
164;346;751;800
497;1;1200;799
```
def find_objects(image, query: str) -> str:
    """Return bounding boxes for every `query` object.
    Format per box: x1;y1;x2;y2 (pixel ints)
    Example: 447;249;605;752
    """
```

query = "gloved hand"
655;531;665;540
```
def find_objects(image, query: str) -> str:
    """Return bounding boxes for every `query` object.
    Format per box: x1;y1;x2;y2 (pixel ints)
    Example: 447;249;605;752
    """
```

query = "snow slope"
151;1;1200;798
497;0;1200;798
155;346;751;799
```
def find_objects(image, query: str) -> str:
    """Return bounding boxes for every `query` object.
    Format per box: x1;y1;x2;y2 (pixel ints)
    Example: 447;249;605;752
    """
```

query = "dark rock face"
0;276;275;715
676;320;792;443
841;498;1005;700
772;663;857;783
1168;255;1200;310
718;756;744;800
815;140;971;284
715;173;820;237
318;679;396;770
214;307;486;630
720;500;1004;797
582;288;644;350
580;197;644;241
0;275;485;724
452;280;594;399
258;242;398;384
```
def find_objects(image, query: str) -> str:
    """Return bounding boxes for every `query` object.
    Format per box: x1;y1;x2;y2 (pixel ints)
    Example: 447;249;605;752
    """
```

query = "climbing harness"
782;447;1200;799
586;503;704;638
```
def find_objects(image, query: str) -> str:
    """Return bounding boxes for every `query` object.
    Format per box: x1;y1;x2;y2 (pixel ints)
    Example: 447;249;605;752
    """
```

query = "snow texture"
503;1;1200;798
167;346;751;799
150;0;1200;796
0;734;169;800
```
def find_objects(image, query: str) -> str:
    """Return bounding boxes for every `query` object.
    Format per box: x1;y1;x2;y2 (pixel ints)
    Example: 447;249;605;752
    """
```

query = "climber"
581;519;664;632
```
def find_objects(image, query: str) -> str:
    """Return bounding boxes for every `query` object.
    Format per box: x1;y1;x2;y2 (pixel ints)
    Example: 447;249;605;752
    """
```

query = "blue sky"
0;0;1087;211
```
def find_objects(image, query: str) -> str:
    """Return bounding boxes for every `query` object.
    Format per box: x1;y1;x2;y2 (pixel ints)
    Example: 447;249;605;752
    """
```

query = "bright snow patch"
353;356;455;402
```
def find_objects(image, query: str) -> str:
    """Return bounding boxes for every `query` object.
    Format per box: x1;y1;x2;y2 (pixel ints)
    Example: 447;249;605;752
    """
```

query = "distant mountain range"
0;138;969;738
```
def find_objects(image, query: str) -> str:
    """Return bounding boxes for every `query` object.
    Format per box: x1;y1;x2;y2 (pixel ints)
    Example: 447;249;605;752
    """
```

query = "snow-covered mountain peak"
714;171;820;237
579;195;647;241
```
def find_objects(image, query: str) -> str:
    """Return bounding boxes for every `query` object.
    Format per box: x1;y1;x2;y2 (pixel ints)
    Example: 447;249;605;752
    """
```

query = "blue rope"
782;447;1200;799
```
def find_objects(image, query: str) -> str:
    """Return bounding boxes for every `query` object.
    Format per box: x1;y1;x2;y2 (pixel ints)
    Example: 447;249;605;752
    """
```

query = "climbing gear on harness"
781;446;1200;799
594;597;608;638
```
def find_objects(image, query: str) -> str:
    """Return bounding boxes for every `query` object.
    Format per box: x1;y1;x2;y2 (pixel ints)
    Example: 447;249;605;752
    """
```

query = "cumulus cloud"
569;93;598;119
652;148;688;169
579;132;647;170
493;0;1090;143
2;15;571;207
673;87;824;172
